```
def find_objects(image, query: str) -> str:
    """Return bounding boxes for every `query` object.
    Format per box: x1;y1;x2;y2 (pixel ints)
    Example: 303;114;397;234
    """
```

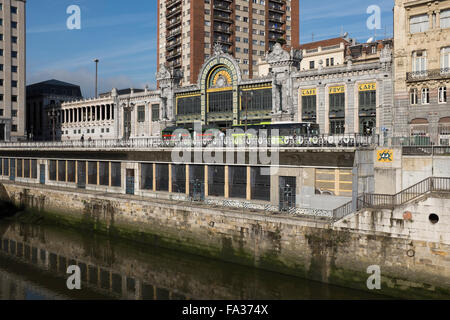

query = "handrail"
333;177;450;221
0;134;380;150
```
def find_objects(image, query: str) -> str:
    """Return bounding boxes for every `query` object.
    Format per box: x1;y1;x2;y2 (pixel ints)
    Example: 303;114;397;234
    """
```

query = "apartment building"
158;0;299;85
0;0;26;141
393;0;450;143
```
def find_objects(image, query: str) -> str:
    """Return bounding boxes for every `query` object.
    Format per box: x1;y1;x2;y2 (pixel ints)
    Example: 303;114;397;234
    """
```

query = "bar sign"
301;88;316;96
329;86;345;94
359;83;376;91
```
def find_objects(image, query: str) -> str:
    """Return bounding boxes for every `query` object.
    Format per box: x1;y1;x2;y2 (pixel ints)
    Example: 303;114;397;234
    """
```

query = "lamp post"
94;59;99;98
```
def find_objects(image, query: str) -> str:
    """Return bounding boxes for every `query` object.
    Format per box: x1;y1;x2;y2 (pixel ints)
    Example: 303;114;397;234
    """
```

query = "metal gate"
279;176;296;213
40;164;45;184
9;159;15;181
190;179;204;202
77;161;86;189
126;169;135;195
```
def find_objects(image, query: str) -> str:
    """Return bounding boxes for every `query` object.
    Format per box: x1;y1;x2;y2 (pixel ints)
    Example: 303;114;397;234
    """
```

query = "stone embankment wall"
1;181;449;298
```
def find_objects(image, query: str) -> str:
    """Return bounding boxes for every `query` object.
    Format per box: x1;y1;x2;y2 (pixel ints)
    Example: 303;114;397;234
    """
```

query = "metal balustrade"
0;134;381;150
332;177;450;221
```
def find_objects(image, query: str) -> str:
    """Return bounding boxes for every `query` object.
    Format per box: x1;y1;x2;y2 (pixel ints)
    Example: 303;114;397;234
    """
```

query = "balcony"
166;0;181;10
406;68;450;82
213;4;231;13
214;37;232;45
166;6;182;20
167;17;182;29
268;26;285;34
268;15;284;23
214;25;232;34
213;13;232;23
268;4;284;14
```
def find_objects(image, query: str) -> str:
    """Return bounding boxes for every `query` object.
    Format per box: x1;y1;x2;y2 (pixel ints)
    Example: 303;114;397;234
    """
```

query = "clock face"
216;76;226;88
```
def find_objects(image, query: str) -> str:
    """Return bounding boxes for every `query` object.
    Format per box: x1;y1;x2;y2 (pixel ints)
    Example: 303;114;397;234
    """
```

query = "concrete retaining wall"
2;181;450;298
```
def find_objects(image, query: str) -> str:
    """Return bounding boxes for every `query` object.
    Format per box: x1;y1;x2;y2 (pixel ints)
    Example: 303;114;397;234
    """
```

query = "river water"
0;218;388;300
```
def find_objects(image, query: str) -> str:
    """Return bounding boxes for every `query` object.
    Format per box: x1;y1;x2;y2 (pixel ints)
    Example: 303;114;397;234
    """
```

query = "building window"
329;87;346;134
12;125;17;132
12;95;17;102
410;14;429;33
137;105;145;122
11;36;17;43
412;51;427;73
309;61;315;69
301;90;317;122
441;9;450;29
410;88;418;105
11;21;17;29
151;104;160;121
421;88;430;104
441;47;450;71
12;81;17;87
11;6;17;14
11;66;17;73
439;86;447;103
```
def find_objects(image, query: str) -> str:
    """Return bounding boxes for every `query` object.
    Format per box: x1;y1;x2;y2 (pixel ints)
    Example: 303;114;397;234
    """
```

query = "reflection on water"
0;220;388;300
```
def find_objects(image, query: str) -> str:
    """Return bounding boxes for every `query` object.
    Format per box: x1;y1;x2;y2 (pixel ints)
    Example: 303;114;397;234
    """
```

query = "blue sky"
27;0;394;97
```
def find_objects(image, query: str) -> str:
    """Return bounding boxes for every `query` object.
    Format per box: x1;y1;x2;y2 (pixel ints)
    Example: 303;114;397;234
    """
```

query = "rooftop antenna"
312;32;314;42
340;26;344;37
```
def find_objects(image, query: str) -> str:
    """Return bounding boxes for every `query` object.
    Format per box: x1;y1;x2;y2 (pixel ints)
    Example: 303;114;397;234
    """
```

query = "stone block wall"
2;182;450;298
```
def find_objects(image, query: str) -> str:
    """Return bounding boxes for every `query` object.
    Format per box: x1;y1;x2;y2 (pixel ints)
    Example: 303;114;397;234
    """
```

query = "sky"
27;0;394;98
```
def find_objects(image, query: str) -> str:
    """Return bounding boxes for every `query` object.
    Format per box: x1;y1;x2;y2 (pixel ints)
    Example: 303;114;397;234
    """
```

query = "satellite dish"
367;37;374;43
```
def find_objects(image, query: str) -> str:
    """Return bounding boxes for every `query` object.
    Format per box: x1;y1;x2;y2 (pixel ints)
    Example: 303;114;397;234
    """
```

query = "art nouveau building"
57;42;393;141
393;0;450;143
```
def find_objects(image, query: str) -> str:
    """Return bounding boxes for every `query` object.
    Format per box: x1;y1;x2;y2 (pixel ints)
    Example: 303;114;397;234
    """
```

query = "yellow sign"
377;149;394;163
329;86;345;94
359;83;377;91
301;88;317;96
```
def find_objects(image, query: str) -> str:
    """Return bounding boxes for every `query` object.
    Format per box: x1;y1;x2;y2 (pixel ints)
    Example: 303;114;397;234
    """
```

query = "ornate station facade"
58;42;394;141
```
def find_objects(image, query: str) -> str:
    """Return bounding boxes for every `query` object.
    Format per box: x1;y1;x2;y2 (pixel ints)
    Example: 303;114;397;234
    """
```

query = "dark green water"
0;214;389;300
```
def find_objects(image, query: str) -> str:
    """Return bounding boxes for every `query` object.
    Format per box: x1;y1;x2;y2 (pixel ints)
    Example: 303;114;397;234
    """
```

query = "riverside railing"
332;177;450;221
0;134;380;150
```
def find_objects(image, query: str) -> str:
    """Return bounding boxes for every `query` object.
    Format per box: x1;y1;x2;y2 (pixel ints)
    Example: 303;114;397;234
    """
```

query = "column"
153;163;156;192
185;165;190;195
97;162;100;185
224;166;229;198
75;160;78;184
204;165;208;197
109;162;112;187
168;164;172;193
246;166;251;200
335;169;341;196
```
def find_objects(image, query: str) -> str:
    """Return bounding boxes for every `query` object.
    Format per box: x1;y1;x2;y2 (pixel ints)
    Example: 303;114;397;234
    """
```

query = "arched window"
439;86;447;103
421;87;429;104
410;118;429;136
410;88;418;105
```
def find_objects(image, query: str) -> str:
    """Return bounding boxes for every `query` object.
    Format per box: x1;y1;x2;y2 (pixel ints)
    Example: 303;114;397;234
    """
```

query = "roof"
299;37;350;50
99;88;146;97
27;79;81;88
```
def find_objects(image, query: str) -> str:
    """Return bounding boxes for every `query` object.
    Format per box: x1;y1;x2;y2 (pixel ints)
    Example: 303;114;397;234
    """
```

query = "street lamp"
94;59;99;98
